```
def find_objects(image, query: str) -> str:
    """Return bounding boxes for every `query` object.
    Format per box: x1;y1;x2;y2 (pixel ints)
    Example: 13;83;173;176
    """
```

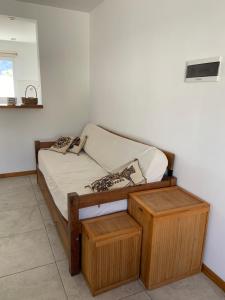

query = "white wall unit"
185;57;222;82
0;0;89;173
90;0;225;281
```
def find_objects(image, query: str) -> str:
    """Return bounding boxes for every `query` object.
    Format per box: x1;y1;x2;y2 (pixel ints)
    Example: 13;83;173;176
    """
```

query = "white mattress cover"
38;144;167;220
81;123;150;173
81;124;168;182
38;150;127;220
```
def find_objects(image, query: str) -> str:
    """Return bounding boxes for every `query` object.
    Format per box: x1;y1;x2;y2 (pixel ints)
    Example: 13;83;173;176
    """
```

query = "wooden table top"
82;212;141;241
130;186;209;216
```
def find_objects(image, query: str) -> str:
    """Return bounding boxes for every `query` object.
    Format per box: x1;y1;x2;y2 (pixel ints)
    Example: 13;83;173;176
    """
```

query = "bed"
35;124;177;275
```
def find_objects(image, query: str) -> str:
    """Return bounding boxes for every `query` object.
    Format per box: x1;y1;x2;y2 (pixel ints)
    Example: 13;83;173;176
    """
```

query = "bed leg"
170;176;177;186
35;141;41;185
69;231;81;276
36;168;40;185
68;193;80;276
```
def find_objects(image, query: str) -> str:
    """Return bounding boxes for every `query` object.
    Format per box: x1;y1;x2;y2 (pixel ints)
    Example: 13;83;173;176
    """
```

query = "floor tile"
147;273;225;300
39;203;54;224
31;183;45;205
0;206;44;238
46;224;67;261
121;291;151;300
29;174;37;185
0;263;67;300
0;229;54;277
29;174;46;205
0;185;37;211
0;176;30;192
0;176;223;300
57;260;144;300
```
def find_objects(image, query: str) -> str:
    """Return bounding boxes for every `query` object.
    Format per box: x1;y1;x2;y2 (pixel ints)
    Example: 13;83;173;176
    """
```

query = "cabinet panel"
129;188;209;290
82;212;141;295
95;233;141;290
128;197;152;286
149;212;207;287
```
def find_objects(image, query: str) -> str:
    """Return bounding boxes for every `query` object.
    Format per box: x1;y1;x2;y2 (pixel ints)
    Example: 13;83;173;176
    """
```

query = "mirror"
0;15;42;105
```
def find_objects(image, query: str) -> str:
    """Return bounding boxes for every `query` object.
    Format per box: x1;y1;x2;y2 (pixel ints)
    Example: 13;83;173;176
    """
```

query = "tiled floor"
0;175;224;300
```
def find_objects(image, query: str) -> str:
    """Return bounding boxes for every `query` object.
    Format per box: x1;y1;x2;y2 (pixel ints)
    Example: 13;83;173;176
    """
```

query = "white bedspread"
38;150;128;220
39;129;168;221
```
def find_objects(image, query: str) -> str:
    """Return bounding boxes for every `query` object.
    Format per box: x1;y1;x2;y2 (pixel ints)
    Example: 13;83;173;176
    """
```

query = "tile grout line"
29;175;151;300
144;291;153;300
55;261;69;300
43;224;69;300
0;262;55;280
2;176;223;300
0;188;44;240
118;287;152;300
29;175;69;300
0;183;39;211
0;176;56;284
139;281;153;300
30;176;153;300
0;226;46;240
112;276;152;300
0;203;38;212
44;229;69;300
0;204;39;214
28;175;43;206
0;177;44;240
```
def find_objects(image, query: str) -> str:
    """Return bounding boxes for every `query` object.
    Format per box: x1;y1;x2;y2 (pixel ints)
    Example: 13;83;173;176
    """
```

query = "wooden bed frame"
35;130;177;276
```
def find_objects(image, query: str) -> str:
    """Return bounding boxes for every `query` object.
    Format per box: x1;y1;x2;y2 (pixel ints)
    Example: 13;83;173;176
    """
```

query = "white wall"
90;0;225;280
0;40;41;103
0;0;89;173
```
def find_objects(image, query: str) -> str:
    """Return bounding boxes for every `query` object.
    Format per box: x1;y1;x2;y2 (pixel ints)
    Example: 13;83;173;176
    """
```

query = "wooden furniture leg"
68;193;81;275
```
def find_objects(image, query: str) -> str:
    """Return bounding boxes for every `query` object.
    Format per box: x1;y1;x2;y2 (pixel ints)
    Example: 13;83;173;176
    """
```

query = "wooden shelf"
0;104;43;109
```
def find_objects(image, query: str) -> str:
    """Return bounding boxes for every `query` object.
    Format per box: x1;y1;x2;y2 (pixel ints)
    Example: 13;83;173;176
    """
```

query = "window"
0;58;15;97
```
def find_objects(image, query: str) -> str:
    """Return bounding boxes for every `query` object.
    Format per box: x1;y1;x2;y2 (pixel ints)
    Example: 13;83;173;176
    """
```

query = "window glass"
0;59;15;97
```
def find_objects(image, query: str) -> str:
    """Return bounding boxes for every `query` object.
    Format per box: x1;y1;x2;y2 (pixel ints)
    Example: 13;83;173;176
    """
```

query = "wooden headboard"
100;126;175;177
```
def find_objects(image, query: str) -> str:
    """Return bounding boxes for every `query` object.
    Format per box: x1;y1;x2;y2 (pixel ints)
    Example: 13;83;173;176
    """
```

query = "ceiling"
16;0;104;12
0;15;36;43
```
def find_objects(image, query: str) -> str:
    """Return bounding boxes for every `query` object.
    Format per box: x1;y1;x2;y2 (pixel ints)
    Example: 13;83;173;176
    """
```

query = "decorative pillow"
86;159;146;193
117;159;146;185
69;136;87;154
86;173;132;193
50;137;74;154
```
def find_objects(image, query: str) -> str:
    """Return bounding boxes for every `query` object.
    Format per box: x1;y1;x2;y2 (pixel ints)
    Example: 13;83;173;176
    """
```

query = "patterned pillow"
86;159;146;193
86;173;132;193
69;136;87;154
116;159;146;185
50;137;74;154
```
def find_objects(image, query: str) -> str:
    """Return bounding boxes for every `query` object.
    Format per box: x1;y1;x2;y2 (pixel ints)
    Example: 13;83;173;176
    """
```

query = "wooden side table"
128;186;210;290
81;212;142;296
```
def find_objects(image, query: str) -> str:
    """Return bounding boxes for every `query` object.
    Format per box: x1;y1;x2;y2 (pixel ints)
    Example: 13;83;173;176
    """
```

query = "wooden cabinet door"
128;197;153;286
148;211;208;288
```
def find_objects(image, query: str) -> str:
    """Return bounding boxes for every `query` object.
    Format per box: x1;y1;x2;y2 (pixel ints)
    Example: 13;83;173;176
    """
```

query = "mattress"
38;150;128;220
38;146;167;221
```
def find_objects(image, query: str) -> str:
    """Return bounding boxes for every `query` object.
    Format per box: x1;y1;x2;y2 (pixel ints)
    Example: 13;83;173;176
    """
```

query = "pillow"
86;159;145;193
69;136;87;154
50;137;74;154
114;159;146;185
136;148;168;183
86;173;132;193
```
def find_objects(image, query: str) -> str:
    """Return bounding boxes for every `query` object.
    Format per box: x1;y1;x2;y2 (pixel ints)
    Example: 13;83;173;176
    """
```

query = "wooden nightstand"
82;212;142;296
128;186;210;290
